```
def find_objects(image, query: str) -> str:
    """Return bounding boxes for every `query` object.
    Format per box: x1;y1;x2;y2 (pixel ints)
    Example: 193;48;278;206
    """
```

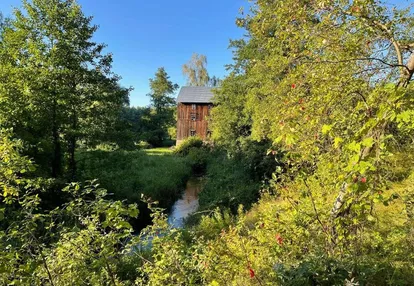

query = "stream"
133;177;203;251
167;177;203;228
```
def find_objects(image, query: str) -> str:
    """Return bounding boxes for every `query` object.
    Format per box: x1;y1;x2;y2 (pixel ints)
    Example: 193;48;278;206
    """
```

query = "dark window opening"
190;130;196;136
191;113;196;121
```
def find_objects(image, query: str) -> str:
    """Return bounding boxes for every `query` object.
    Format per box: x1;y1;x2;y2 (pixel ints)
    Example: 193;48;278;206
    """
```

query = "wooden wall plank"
177;103;211;144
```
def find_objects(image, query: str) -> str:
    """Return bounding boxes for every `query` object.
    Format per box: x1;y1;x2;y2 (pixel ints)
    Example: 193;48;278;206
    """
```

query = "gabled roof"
177;86;214;103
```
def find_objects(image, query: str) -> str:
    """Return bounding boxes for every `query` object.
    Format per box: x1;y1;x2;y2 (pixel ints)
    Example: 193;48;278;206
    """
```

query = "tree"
147;67;178;146
0;0;129;178
213;0;414;250
182;53;209;86
210;73;252;152
148;67;178;113
208;75;222;87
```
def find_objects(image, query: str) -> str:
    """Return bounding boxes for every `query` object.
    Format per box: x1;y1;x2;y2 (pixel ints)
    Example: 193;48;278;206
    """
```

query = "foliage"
139;183;414;285
210;73;252;153
2;0;414;284
182;53;209;86
174;136;203;156
186;147;210;173
148;67;178;113
175;140;281;217
200;152;258;213
137;140;152;150
210;0;414;260
208;76;222;87
0;0;129;178
76;149;191;210
0;129;39;204
138;0;414;285
146;68;178;146
0;128;143;285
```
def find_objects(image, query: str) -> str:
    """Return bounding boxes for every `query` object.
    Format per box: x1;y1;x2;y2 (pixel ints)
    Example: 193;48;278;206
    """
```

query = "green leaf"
362;137;374;148
322;124;332;134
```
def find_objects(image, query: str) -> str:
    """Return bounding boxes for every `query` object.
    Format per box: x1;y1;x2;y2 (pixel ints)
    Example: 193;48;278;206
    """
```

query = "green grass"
143;147;174;156
198;151;262;213
76;149;190;207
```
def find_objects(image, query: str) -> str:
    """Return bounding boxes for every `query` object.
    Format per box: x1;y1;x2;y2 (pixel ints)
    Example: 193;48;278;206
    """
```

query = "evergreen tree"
147;67;178;145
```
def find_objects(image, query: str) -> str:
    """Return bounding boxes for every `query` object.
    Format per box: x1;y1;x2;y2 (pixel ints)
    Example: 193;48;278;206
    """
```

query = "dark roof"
177;86;214;103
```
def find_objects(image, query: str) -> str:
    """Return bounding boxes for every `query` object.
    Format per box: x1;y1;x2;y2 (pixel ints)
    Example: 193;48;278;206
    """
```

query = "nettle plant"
236;0;414;248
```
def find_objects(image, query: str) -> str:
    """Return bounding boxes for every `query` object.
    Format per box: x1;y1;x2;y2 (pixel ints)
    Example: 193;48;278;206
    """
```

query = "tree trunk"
402;52;414;87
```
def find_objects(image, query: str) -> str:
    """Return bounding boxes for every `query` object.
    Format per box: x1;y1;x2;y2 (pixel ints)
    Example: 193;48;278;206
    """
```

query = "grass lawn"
143;147;174;156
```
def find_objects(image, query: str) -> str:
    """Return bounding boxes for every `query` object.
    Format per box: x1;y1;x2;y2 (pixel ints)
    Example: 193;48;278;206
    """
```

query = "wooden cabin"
176;86;214;145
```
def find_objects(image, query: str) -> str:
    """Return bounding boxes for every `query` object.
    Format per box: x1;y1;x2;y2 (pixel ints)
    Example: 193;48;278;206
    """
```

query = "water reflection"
167;177;203;228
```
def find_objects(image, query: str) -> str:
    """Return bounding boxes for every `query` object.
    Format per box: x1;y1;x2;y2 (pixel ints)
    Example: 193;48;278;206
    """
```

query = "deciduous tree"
182;53;209;86
0;0;129;178
213;0;414;248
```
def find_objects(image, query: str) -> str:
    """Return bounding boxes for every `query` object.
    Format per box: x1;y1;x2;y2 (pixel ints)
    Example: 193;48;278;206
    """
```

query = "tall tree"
213;0;414;250
0;0;129;178
182;53;209;86
208;76;222;87
148;67;178;113
147;67;178;145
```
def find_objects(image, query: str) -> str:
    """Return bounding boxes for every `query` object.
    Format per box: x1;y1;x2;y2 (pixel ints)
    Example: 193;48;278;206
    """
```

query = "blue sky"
1;1;411;106
0;0;247;106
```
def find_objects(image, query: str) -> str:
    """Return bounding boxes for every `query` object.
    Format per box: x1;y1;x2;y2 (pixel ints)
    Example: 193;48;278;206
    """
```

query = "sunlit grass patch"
143;147;174;156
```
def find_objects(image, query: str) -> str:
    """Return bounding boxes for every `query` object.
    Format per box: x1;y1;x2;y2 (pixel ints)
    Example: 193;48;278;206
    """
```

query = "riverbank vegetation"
1;0;414;285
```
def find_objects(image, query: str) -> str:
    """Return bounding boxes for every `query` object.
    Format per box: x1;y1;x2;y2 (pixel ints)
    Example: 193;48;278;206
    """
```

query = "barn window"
190;130;196;136
191;113;196;121
192;104;196;110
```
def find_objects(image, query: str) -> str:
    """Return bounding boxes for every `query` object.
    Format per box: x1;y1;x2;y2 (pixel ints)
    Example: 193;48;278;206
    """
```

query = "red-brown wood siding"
177;103;212;144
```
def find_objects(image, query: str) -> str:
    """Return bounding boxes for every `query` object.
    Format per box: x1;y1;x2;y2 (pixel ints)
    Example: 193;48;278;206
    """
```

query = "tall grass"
76;150;192;221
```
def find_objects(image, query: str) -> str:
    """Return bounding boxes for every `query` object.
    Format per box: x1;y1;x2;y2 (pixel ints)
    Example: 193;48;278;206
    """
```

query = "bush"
197;141;282;214
186;147;209;173
137;184;414;285
174;136;203;156
136;141;151;150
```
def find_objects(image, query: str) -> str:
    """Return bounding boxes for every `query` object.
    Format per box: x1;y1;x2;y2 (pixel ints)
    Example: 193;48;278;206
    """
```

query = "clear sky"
0;0;247;106
1;1;411;107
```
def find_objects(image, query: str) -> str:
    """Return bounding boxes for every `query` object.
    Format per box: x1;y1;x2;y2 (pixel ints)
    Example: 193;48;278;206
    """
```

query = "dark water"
167;177;203;228
132;177;203;251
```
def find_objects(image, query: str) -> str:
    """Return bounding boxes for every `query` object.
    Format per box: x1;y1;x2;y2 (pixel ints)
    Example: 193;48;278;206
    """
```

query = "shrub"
186;147;209;173
197;142;282;214
136;141;151;150
174;136;203;156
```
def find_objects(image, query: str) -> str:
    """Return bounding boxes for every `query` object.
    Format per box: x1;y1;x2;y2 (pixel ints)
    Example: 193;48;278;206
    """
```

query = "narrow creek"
167;176;203;228
133;177;203;251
